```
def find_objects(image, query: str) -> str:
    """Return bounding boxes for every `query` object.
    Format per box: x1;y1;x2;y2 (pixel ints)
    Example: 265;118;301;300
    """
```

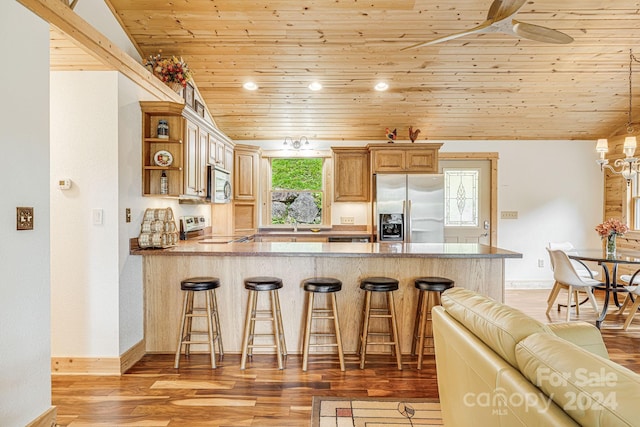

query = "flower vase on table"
606;234;617;255
596;218;628;256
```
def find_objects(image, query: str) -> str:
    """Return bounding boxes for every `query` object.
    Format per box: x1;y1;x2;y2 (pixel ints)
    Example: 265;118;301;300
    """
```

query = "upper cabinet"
233;144;261;233
140;101;233;200
332;147;370;202
369;143;442;173
141;102;185;197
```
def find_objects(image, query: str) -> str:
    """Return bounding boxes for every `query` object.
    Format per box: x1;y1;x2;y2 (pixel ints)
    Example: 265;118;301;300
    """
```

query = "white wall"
51;72;121;356
0;2;52;426
441;140;603;285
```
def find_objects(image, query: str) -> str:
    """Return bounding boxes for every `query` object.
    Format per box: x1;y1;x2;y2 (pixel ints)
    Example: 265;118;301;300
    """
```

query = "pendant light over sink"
596;49;640;185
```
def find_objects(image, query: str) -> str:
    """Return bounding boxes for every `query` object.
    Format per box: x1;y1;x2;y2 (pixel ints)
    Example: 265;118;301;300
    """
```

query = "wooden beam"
18;0;184;103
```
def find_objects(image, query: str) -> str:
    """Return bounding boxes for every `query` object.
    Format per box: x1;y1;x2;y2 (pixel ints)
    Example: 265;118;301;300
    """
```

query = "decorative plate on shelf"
153;150;173;167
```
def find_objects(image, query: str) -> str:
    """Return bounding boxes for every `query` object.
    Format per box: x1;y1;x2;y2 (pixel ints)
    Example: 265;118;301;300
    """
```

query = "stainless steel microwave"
208;167;232;203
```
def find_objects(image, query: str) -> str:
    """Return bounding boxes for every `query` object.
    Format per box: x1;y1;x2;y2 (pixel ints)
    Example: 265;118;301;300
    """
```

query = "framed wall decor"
195;100;205;117
184;82;195;109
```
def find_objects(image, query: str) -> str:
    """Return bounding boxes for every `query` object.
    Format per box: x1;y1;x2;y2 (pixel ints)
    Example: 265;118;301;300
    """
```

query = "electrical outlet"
501;211;518;219
16;207;34;230
340;216;355;224
125;208;132;223
538;259;544;268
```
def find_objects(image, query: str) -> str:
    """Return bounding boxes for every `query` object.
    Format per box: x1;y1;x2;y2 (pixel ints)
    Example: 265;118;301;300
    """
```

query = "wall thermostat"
58;179;72;190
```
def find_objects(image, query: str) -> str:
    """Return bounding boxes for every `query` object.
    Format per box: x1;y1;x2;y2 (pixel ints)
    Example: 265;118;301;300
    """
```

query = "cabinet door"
224;144;234;173
184;120;200;196
371;149;406;172
234;149;258;200
197;130;208;196
333;148;370;202
208;133;217;165
406;148;438;172
216;140;225;169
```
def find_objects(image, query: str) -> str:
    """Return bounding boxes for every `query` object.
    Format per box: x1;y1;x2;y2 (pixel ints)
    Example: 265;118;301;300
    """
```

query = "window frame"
260;150;332;228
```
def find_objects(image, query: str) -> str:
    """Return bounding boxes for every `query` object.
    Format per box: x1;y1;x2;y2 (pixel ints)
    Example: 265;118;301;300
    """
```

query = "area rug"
311;396;443;427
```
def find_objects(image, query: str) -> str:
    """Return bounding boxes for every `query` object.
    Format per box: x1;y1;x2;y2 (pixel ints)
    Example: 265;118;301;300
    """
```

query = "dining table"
568;249;640;328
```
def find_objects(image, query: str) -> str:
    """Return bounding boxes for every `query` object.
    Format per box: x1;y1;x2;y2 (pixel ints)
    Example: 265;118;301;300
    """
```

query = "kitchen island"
133;241;521;356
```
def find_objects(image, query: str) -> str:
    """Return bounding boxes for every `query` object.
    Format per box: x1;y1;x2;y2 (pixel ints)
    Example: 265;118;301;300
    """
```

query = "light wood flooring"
52;289;640;427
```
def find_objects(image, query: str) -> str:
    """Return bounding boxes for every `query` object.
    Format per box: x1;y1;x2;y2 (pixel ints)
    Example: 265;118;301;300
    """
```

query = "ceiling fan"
401;0;573;50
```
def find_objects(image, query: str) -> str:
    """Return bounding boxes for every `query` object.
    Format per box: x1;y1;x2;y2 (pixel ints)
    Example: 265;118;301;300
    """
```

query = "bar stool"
301;277;345;372
412;277;454;369
240;276;287;370
174;277;224;369
359;276;402;370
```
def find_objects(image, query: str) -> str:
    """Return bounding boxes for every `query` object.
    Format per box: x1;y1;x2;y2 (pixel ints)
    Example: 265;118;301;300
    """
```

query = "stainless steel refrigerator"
375;174;444;243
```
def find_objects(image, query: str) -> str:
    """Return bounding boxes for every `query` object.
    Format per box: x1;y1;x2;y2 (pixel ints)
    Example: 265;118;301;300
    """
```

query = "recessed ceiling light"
243;81;258;90
374;82;389;91
308;81;323;91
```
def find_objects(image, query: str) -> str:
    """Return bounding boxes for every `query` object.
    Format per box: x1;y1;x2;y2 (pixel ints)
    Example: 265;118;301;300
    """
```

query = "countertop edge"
131;242;523;259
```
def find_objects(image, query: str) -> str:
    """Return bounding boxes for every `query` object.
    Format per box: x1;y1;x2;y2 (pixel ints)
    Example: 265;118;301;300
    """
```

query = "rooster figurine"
409;126;421;143
385;128;397;142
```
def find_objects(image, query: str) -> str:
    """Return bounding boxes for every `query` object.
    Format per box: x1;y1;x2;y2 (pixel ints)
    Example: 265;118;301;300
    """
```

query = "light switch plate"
17;207;34;230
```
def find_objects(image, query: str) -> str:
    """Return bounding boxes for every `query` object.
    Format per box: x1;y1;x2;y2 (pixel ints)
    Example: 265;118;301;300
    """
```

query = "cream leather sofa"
433;288;640;426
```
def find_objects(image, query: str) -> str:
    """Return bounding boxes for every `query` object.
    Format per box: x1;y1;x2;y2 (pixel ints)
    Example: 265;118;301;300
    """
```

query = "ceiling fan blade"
401;22;491;50
512;20;573;44
486;0;527;22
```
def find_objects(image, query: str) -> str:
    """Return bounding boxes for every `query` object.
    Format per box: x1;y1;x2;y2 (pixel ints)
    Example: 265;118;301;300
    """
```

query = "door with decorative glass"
440;159;491;245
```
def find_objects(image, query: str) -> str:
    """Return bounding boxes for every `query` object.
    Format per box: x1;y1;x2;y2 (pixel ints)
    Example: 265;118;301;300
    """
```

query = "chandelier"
283;136;309;150
596;49;640;185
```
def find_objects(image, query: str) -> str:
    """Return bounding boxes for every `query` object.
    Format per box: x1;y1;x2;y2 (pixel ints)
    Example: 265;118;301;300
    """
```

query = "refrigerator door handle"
406;200;412;243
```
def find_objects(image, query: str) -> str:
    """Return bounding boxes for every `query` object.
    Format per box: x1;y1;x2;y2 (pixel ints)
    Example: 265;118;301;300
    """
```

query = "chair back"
547;242;575;270
546;248;588;287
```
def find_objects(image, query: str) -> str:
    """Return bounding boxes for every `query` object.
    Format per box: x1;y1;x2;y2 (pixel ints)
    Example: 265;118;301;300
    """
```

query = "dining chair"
546;242;598;316
546;248;601;321
617;273;640;330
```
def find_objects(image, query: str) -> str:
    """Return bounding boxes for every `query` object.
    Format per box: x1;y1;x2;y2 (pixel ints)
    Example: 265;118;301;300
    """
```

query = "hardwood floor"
52;289;640;426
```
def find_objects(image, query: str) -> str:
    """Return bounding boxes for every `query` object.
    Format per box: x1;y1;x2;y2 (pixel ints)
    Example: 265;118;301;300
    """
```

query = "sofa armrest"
546;321;609;359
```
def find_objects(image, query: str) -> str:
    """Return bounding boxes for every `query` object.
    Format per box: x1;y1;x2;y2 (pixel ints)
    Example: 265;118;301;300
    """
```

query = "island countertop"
131;241;522;259
134;240;521;357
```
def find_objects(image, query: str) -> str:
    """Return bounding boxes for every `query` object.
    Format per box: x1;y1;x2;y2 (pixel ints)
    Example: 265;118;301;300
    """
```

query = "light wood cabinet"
332;147;370;202
141;102;185;197
184;120;208;197
369;143;442;173
234;144;261;233
141;101;233;199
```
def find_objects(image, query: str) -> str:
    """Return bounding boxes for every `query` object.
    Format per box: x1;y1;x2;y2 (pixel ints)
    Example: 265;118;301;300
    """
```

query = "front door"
440;159;492;245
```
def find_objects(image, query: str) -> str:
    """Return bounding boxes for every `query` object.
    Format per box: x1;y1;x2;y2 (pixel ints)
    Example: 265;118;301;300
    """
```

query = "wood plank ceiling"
87;1;640;141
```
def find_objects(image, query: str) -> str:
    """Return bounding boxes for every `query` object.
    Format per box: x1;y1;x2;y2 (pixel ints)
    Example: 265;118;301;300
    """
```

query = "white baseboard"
506;280;554;290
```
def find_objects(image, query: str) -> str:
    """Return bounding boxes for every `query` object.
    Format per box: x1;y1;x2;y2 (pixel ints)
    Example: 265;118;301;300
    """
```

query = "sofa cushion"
441;287;552;367
516;333;640;427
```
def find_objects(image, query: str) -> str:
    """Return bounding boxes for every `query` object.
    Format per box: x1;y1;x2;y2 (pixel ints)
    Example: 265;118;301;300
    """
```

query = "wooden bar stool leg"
359;291;372;369
412;290;424;356
270;290;284;370
417;291;430;370
184;292;195;357
240;290;256;370
274;290;287;357
302;292;314;372
331;293;346;372
210;289;224;358
387;291;402;370
204;290;216;369
174;291;190;369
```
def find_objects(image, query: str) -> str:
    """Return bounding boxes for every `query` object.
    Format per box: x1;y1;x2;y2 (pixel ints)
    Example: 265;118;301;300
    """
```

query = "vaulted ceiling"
90;1;640;141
